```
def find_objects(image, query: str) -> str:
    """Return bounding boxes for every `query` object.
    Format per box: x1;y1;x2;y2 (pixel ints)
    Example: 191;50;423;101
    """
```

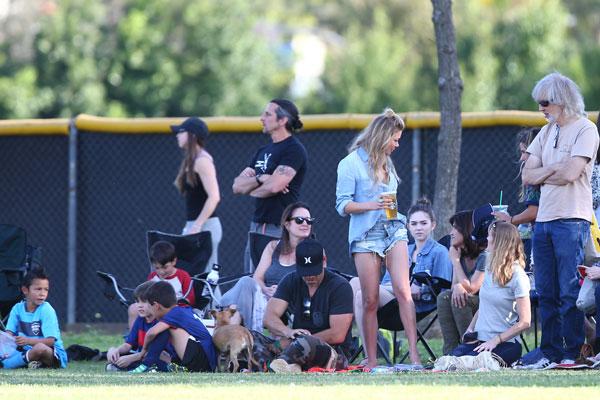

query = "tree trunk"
431;0;463;239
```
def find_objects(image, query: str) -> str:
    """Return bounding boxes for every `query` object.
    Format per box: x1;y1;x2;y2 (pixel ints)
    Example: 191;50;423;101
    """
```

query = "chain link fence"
0;121;533;323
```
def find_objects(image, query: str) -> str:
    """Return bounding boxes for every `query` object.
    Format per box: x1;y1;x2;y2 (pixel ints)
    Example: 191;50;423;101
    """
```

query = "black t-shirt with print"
273;269;354;356
250;135;307;224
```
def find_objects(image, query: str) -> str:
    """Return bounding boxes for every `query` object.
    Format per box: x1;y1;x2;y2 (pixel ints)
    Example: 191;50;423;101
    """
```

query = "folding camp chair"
350;272;451;365
376;272;451;364
97;230;250;320
0;224;42;329
248;231;279;272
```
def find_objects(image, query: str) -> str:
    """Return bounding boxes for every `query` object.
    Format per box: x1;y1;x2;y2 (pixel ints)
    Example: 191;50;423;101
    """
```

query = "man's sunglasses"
302;297;311;320
538;100;550;107
288;216;315;225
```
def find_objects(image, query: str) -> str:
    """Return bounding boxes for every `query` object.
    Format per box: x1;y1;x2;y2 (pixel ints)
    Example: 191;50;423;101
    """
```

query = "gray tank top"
264;245;295;286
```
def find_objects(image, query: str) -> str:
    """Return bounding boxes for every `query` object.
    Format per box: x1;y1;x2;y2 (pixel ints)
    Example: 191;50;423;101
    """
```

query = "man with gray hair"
232;99;308;273
521;72;599;368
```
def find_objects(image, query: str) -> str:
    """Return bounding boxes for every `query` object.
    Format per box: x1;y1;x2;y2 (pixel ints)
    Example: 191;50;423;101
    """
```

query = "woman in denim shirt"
351;199;452;365
336;108;420;368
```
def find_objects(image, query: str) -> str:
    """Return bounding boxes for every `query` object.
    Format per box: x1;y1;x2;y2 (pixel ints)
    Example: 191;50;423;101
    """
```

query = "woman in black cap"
172;117;222;273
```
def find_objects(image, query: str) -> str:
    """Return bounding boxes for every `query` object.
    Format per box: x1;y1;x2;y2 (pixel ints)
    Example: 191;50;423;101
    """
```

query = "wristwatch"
255;174;263;185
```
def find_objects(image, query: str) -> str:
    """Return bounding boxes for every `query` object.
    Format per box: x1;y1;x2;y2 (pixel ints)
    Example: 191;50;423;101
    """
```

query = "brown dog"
210;306;259;372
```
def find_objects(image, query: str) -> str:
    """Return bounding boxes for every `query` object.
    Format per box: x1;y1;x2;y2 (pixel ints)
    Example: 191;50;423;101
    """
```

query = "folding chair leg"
520;333;530;353
348;342;392;366
399;315;438;363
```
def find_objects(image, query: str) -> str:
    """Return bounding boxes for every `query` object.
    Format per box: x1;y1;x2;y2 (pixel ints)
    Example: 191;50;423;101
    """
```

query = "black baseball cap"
471;203;494;243
296;239;324;277
170;117;209;140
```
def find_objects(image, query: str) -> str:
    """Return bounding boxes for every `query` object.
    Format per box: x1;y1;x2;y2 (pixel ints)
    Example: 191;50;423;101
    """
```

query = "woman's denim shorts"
351;217;408;257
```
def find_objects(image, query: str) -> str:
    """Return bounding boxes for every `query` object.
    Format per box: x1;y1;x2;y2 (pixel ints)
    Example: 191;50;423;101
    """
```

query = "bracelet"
510;216;513;224
497;334;503;343
255;174;262;185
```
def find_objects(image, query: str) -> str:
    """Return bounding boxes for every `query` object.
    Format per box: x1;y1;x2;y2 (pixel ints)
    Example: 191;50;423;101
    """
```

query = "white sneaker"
269;358;301;373
105;363;120;372
514;357;556;370
28;361;43;369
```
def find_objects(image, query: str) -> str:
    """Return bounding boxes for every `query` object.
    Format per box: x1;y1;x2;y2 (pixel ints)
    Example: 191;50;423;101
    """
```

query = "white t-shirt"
475;263;530;342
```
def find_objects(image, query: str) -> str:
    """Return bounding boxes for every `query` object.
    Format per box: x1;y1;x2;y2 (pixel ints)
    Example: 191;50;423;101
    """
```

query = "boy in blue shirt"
131;281;216;373
1;267;67;369
106;281;174;371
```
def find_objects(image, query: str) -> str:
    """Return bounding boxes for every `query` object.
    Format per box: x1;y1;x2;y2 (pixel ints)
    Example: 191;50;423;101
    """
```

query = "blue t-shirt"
6;301;67;368
160;306;217;371
127;316;176;357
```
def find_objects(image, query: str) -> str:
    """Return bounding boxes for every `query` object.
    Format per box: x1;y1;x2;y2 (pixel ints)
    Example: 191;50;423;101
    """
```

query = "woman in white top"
452;221;531;366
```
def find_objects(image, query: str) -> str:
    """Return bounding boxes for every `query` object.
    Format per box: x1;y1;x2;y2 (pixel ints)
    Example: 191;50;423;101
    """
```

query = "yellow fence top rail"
0;118;70;135
0;111;597;135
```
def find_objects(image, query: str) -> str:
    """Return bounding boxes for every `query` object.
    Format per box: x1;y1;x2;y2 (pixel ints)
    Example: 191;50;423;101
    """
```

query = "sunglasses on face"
288;216;315;225
538;100;550;107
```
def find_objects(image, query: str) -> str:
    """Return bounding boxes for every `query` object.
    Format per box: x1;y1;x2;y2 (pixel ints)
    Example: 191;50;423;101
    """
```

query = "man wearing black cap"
233;99;308;273
263;239;354;372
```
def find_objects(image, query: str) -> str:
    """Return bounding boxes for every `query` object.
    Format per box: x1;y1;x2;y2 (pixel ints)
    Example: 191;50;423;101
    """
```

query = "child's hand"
115;354;136;368
107;347;120;363
14;336;29;346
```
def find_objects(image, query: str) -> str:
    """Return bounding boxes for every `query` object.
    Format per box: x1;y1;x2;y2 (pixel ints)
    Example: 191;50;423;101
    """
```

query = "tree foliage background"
0;0;598;119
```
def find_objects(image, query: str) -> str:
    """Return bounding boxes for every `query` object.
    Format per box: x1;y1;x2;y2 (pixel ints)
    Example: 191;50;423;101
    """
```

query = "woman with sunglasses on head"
493;128;540;270
452;221;531;366
336;108;420;368
172;117;222;274
220;202;316;331
437;210;487;355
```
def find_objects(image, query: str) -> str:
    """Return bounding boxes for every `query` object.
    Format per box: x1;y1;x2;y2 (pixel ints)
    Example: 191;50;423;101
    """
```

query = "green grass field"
1;330;598;400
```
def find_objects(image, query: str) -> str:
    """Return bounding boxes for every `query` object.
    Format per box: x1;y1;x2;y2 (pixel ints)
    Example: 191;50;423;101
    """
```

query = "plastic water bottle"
206;264;220;285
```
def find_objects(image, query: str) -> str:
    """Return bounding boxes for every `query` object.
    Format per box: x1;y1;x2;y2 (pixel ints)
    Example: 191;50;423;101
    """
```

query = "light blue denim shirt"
381;238;452;313
381;238;452;286
336;147;401;248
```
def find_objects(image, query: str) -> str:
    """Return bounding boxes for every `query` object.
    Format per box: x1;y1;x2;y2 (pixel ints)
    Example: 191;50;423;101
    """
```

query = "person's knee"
361;293;379;312
29;343;52;358
437;290;451;307
393;286;412;303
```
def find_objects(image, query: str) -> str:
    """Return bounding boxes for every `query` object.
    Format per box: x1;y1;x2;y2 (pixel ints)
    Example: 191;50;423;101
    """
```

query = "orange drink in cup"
380;191;398;220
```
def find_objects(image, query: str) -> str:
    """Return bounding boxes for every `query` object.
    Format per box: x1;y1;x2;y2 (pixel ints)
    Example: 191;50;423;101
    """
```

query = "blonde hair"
531;72;586;119
487;221;525;286
349;108;404;184
174;134;203;193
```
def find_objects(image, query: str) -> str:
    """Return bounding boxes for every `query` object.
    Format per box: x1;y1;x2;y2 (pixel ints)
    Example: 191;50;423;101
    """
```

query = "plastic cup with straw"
493;190;508;214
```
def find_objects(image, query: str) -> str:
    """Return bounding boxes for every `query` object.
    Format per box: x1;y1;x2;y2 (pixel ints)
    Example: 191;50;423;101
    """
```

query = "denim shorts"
351;217;408;257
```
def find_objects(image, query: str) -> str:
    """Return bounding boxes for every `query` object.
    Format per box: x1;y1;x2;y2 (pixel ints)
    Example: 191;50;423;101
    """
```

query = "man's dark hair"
133;280;155;302
149;241;176;265
22;266;49;288
145;281;177;308
271;98;303;133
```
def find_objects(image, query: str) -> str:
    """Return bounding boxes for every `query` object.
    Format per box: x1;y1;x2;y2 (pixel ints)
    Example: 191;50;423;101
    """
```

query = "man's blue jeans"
533;219;588;362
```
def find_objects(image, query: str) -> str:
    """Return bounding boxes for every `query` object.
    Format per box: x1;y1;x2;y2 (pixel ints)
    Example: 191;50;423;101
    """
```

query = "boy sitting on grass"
1;267;67;369
127;241;195;329
130;281;216;373
106;281;174;371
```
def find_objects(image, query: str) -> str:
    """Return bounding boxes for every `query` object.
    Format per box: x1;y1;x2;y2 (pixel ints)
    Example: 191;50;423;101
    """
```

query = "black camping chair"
350;272;451;365
97;230;213;309
0;224;42;330
97;230;250;319
377;272;451;364
248;231;280;273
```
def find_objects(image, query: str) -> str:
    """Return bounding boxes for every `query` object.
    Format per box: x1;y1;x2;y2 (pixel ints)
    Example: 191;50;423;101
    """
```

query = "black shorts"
181;338;212;372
